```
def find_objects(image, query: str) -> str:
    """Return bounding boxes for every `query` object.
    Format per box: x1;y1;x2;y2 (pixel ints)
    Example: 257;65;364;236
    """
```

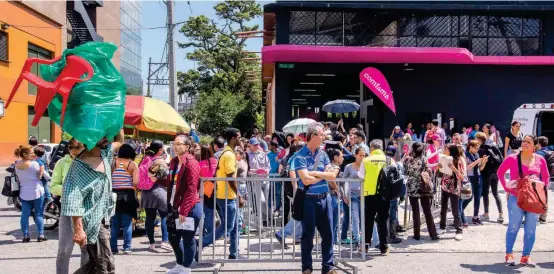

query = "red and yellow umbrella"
124;95;190;136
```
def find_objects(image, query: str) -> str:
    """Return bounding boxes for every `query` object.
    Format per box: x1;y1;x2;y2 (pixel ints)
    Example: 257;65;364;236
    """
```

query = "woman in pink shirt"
497;135;550;266
199;144;218;237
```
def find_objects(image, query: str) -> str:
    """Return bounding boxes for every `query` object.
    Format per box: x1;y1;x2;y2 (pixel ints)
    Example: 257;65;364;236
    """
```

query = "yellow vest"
362;150;387;196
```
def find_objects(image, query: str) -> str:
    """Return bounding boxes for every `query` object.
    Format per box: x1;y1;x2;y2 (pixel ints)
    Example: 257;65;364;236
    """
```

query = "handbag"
516;154;548;214
292;151;322;221
419;158;432;194
2;174;19;198
460;177;472;200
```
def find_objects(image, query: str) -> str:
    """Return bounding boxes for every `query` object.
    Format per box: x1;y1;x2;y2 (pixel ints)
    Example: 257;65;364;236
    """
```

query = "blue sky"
140;1;269;101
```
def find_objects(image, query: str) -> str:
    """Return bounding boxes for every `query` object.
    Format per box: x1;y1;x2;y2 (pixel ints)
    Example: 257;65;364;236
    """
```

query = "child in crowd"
33;146;52;203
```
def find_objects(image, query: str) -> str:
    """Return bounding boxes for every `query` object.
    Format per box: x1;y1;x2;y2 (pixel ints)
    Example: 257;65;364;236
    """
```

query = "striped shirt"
112;161;134;190
61;145;115;244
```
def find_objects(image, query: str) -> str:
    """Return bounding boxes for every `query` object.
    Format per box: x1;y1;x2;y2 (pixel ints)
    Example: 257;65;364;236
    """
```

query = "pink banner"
359;67;396;115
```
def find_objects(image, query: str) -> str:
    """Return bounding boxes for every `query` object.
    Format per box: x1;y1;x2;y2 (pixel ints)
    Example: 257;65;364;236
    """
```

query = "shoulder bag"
516;154;548;214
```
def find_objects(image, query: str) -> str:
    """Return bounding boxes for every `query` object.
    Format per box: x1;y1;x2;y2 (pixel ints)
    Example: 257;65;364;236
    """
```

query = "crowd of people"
6;116;553;274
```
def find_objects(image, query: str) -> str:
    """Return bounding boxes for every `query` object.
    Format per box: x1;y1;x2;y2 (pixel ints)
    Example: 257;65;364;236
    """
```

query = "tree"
177;0;263;136
126;86;143;96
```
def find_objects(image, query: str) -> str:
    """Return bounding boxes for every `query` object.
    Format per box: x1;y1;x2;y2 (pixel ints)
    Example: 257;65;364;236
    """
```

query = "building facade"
0;0;141;165
120;0;142;95
261;1;554;139
0;1;65;164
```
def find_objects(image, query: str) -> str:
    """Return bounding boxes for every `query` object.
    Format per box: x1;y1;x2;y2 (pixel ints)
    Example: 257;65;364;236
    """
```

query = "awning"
262;45;554;66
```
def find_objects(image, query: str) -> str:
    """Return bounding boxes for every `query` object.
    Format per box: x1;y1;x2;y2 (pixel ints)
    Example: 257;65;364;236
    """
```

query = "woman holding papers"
438;144;467;241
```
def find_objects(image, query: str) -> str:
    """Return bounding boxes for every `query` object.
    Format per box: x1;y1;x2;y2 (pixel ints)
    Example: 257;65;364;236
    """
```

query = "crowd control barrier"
197;175;367;274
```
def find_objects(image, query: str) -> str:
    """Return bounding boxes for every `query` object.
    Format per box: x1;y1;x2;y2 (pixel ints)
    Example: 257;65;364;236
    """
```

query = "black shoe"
431;236;440;241
22;237;30;243
396;225;407;233
412;236;421;241
37;236;48;242
390;237;402;244
381;247;391;256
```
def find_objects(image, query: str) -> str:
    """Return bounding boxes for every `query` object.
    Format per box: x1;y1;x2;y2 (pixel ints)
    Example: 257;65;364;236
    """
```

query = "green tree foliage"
126;86;143;96
178;0;263;136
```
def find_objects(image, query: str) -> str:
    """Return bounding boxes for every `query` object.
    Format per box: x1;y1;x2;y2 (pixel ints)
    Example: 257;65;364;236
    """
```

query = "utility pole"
167;0;177;110
146;57;169;98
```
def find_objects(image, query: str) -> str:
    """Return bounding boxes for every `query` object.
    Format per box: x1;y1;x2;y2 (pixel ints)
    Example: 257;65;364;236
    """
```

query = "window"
27;43;53;95
28;106;51;143
0;31;7;61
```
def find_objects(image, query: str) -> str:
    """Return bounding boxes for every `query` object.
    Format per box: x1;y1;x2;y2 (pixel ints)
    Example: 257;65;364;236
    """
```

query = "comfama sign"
359;67;396;115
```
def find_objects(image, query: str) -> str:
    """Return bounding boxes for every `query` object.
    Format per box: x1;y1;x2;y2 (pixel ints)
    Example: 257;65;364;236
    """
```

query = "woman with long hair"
497;135;550;266
438;144;466;241
139;140;172;252
110;143;140;254
482;123;497;146
404;142;438;241
504;121;524;158
340;147;367;244
14;145;47;243
275;142;305;247
199;144;218;236
325;147;343;245
460;140;487;226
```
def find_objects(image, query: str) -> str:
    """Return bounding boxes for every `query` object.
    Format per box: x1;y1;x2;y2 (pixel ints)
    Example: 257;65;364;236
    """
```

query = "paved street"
1;169;554;273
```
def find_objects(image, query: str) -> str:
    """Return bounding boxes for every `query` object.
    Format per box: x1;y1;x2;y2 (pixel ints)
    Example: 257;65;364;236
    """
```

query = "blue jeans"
331;194;340;244
42;179;52;200
506;195;539;256
203;206;215;236
110;212;133;252
145;208;168;244
202;199;239;258
340;196;362;242
460;175;482;223
301;194;334;273
389;199;399;225
21;195;45;237
238;183;247;229
169;203;202;267
276;218;302;242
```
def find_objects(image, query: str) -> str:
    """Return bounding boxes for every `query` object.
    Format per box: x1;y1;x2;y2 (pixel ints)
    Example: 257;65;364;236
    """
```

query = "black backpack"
377;157;404;201
49;140;70;171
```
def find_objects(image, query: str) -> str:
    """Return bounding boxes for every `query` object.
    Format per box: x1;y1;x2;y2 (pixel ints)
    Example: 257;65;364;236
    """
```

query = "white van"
512;103;554;141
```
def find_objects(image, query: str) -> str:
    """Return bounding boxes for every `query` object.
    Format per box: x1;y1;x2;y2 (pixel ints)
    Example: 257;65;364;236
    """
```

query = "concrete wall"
96;1;121;69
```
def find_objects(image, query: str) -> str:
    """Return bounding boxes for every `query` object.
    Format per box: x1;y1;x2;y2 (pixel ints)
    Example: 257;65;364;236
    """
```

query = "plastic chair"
6;55;94;127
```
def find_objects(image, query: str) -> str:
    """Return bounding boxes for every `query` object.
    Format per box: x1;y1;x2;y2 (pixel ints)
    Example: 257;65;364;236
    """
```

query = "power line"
3;20;187;31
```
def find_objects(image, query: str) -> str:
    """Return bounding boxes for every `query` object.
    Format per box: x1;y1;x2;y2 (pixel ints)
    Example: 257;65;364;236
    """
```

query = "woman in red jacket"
166;134;201;274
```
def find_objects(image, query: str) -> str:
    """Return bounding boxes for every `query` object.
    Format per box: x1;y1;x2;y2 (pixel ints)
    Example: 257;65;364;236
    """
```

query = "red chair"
5;55;94;127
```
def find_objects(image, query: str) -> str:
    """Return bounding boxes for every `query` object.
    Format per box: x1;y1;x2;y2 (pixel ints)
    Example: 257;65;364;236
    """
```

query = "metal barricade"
197;176;366;273
402;169;442;229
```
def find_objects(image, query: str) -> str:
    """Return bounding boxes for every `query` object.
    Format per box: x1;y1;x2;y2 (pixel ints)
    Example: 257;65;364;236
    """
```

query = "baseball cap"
249;138;260;146
394;126;400;130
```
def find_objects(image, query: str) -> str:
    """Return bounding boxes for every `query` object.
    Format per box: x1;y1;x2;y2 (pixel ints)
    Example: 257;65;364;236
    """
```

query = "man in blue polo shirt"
294;123;338;274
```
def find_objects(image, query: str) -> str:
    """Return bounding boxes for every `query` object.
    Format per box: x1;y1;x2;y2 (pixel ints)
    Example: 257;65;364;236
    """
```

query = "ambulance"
512;103;554;141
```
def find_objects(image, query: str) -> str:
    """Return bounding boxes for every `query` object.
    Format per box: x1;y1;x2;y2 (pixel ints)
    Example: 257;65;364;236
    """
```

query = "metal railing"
197;175;366;274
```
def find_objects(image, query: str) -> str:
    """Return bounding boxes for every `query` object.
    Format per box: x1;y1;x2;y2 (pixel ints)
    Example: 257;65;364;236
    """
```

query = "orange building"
0;1;64;166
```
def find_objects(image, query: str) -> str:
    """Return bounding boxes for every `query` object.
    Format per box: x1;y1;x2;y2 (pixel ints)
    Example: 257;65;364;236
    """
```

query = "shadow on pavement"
460;263;523;273
536;262;554;269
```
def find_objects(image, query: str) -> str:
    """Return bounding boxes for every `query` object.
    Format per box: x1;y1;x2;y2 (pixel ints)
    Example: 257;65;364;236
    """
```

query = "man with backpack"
358;139;399;255
535;136;554;224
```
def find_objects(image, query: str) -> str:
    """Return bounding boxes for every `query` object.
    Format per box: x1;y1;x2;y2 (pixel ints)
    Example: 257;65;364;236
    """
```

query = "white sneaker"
437;229;446;235
455;233;463;241
166;265;187;274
